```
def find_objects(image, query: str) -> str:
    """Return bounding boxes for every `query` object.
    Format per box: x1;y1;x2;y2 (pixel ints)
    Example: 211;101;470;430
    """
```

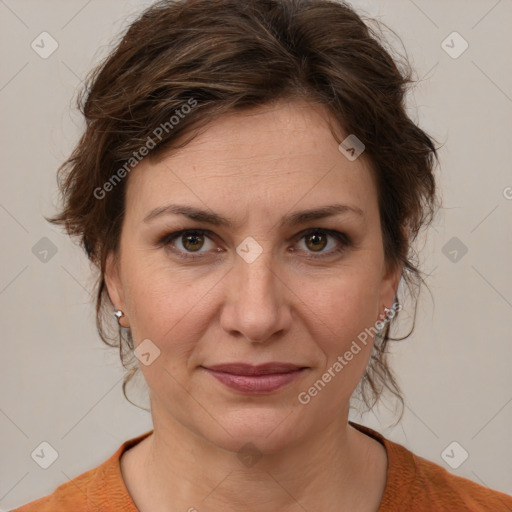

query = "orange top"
11;421;512;512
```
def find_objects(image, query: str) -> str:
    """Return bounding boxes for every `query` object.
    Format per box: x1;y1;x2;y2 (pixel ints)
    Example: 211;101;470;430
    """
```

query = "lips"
201;363;308;393
204;363;305;375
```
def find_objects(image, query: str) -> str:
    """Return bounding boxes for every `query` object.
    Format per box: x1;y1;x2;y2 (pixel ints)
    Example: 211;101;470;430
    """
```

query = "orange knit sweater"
11;421;512;511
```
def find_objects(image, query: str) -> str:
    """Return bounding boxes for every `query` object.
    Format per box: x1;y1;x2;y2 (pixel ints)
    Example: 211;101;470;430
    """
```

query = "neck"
125;404;386;512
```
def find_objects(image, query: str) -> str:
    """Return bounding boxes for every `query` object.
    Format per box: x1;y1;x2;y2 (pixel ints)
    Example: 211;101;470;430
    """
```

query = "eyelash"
156;228;352;261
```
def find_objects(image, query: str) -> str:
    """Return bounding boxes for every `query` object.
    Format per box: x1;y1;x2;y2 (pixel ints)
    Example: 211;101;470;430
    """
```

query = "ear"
378;258;402;316
104;251;129;327
378;225;409;315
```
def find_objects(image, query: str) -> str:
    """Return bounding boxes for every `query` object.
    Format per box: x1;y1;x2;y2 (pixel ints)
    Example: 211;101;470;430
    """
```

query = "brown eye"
294;228;352;260
158;229;217;259
181;232;205;252
158;228;351;262
304;232;328;252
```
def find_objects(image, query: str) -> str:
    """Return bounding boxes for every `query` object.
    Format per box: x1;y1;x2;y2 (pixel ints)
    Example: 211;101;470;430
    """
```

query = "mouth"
200;363;309;393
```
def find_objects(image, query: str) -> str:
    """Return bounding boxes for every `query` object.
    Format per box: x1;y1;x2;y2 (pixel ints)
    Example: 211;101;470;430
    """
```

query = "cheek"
122;254;217;353
297;272;382;398
302;275;381;400
124;266;202;394
122;234;383;361
303;265;381;335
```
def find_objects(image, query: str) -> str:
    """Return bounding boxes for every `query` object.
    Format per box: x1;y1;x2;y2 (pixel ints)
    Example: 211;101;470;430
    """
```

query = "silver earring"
384;301;400;322
114;309;124;325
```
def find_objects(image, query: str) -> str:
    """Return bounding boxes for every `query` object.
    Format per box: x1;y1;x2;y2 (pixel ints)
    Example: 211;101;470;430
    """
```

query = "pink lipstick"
202;363;307;393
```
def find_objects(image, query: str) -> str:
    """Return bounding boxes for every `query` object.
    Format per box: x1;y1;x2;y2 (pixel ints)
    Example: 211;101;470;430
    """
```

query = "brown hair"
47;0;439;420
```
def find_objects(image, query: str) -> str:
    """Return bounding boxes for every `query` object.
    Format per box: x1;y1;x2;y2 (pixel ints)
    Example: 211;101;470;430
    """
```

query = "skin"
106;99;402;512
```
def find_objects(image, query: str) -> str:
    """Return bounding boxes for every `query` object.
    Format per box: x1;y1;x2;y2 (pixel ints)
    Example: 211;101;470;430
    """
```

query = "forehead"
124;100;378;225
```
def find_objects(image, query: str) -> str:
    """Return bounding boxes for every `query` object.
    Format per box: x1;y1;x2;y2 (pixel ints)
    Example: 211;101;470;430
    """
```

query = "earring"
114;309;125;326
384;301;400;322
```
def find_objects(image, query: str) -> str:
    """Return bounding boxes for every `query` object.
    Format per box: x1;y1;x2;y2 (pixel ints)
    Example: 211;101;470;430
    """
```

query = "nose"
219;250;292;343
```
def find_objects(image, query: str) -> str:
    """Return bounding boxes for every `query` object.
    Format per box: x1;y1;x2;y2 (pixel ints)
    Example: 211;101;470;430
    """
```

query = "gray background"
1;0;511;508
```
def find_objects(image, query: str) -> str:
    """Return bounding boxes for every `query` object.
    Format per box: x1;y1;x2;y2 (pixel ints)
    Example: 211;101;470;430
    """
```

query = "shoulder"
401;449;512;511
9;467;97;512
9;431;153;512
349;421;512;512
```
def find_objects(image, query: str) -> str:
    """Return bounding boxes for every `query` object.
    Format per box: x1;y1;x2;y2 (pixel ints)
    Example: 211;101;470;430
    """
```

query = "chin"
200;406;308;454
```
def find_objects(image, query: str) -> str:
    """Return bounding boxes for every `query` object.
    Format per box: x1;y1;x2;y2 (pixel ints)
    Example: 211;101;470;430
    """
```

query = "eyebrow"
143;203;364;228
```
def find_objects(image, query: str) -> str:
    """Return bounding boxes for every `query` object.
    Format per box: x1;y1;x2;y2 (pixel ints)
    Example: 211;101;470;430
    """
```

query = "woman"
12;0;512;510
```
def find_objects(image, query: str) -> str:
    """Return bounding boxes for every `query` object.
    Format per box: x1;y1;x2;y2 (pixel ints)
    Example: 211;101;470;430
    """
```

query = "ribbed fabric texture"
11;421;512;511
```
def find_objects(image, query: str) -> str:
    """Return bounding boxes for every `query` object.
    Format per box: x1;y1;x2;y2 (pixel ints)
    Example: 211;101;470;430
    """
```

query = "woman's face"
106;100;401;453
